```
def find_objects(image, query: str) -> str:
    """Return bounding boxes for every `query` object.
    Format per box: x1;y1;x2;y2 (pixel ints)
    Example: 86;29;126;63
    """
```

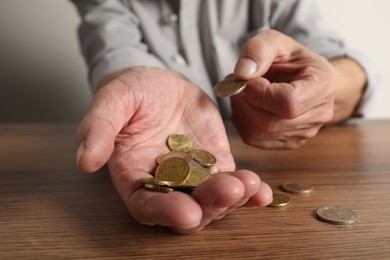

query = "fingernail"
234;57;257;77
76;139;85;166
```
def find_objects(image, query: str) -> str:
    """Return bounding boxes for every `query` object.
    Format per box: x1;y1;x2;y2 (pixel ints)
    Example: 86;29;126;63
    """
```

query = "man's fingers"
234;29;298;80
129;189;203;230
232;29;335;120
111;167;272;234
115;168;203;230
108;163;204;232
192;170;272;227
244;181;273;207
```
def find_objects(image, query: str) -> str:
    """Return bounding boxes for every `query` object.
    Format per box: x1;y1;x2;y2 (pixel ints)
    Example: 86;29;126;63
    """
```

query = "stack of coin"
141;134;216;193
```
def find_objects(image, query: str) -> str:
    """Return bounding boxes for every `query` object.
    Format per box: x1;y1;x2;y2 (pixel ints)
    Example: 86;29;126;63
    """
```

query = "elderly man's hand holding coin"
77;66;273;234
215;29;337;150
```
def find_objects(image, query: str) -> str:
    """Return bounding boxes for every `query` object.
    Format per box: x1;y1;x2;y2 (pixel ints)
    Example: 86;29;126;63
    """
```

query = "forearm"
328;57;367;124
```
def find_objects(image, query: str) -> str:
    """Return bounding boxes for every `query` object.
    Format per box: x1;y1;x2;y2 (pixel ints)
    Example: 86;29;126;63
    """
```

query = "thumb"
76;82;136;173
233;29;297;80
76;116;117;173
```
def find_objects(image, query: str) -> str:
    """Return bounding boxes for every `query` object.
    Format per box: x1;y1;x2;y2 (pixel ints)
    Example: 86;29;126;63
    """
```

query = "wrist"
329;57;367;123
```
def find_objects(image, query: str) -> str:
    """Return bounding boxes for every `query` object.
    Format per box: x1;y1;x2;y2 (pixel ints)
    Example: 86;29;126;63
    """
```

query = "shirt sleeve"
269;0;380;118
70;0;166;91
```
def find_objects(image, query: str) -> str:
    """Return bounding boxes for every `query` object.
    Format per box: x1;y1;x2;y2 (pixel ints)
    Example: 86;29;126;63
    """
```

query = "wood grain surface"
0;121;389;259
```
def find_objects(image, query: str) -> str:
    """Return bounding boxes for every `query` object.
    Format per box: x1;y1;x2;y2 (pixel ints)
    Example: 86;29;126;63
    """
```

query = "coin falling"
316;207;358;225
213;78;247;97
142;133;215;193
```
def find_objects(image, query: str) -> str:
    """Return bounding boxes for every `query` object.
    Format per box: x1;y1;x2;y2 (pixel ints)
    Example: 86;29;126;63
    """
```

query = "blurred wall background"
0;0;91;122
0;0;388;122
315;0;389;119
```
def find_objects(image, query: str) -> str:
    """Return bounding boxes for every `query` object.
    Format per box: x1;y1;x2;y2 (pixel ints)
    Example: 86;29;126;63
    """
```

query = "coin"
144;183;174;193
316;207;358;225
181;166;213;186
191;149;217;167
168;185;196;194
213;78;247;97
191;160;207;169
267;193;291;207
142;133;217;193
155;157;190;184
167;134;193;152
281;183;313;194
156;151;193;164
141;178;176;186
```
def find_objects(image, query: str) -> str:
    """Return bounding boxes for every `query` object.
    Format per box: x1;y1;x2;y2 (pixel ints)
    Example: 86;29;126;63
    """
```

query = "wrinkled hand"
232;29;336;149
76;66;272;234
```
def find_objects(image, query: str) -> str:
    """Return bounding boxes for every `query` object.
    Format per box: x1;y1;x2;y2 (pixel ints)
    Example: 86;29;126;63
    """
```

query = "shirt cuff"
345;48;381;118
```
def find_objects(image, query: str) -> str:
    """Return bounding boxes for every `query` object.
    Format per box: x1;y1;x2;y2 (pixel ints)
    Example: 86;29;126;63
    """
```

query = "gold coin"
144;183;174;193
213;78;247;97
316;207;358;225
156;151;193;164
190;149;217;167
281;183;313;194
170;184;196;190
141;178;176;186
181;165;213;186
191;160;206;169
167;134;193;152
155;157;190;184
267;193;291;207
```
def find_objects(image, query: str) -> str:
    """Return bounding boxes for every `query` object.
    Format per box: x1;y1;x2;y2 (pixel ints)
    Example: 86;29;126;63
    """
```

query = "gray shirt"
71;0;379;117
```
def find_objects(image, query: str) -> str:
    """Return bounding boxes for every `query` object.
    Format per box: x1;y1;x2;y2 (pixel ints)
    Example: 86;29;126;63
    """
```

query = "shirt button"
172;54;187;66
162;13;178;24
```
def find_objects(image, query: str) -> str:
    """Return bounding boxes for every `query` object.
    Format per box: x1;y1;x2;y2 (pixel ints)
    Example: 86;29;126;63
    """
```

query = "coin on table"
213;78;247;97
190;149;217;168
155;157;190;184
167;134;193;152
316;206;358;225
156;151;193;164
281;183;313;194
144;183;174;193
267;193;291;207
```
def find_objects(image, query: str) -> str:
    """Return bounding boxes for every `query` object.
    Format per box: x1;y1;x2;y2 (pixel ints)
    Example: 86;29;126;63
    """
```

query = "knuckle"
280;91;305;119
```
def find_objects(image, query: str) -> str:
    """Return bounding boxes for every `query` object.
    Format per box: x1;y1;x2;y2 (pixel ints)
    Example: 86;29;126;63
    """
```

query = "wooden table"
1;120;389;259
